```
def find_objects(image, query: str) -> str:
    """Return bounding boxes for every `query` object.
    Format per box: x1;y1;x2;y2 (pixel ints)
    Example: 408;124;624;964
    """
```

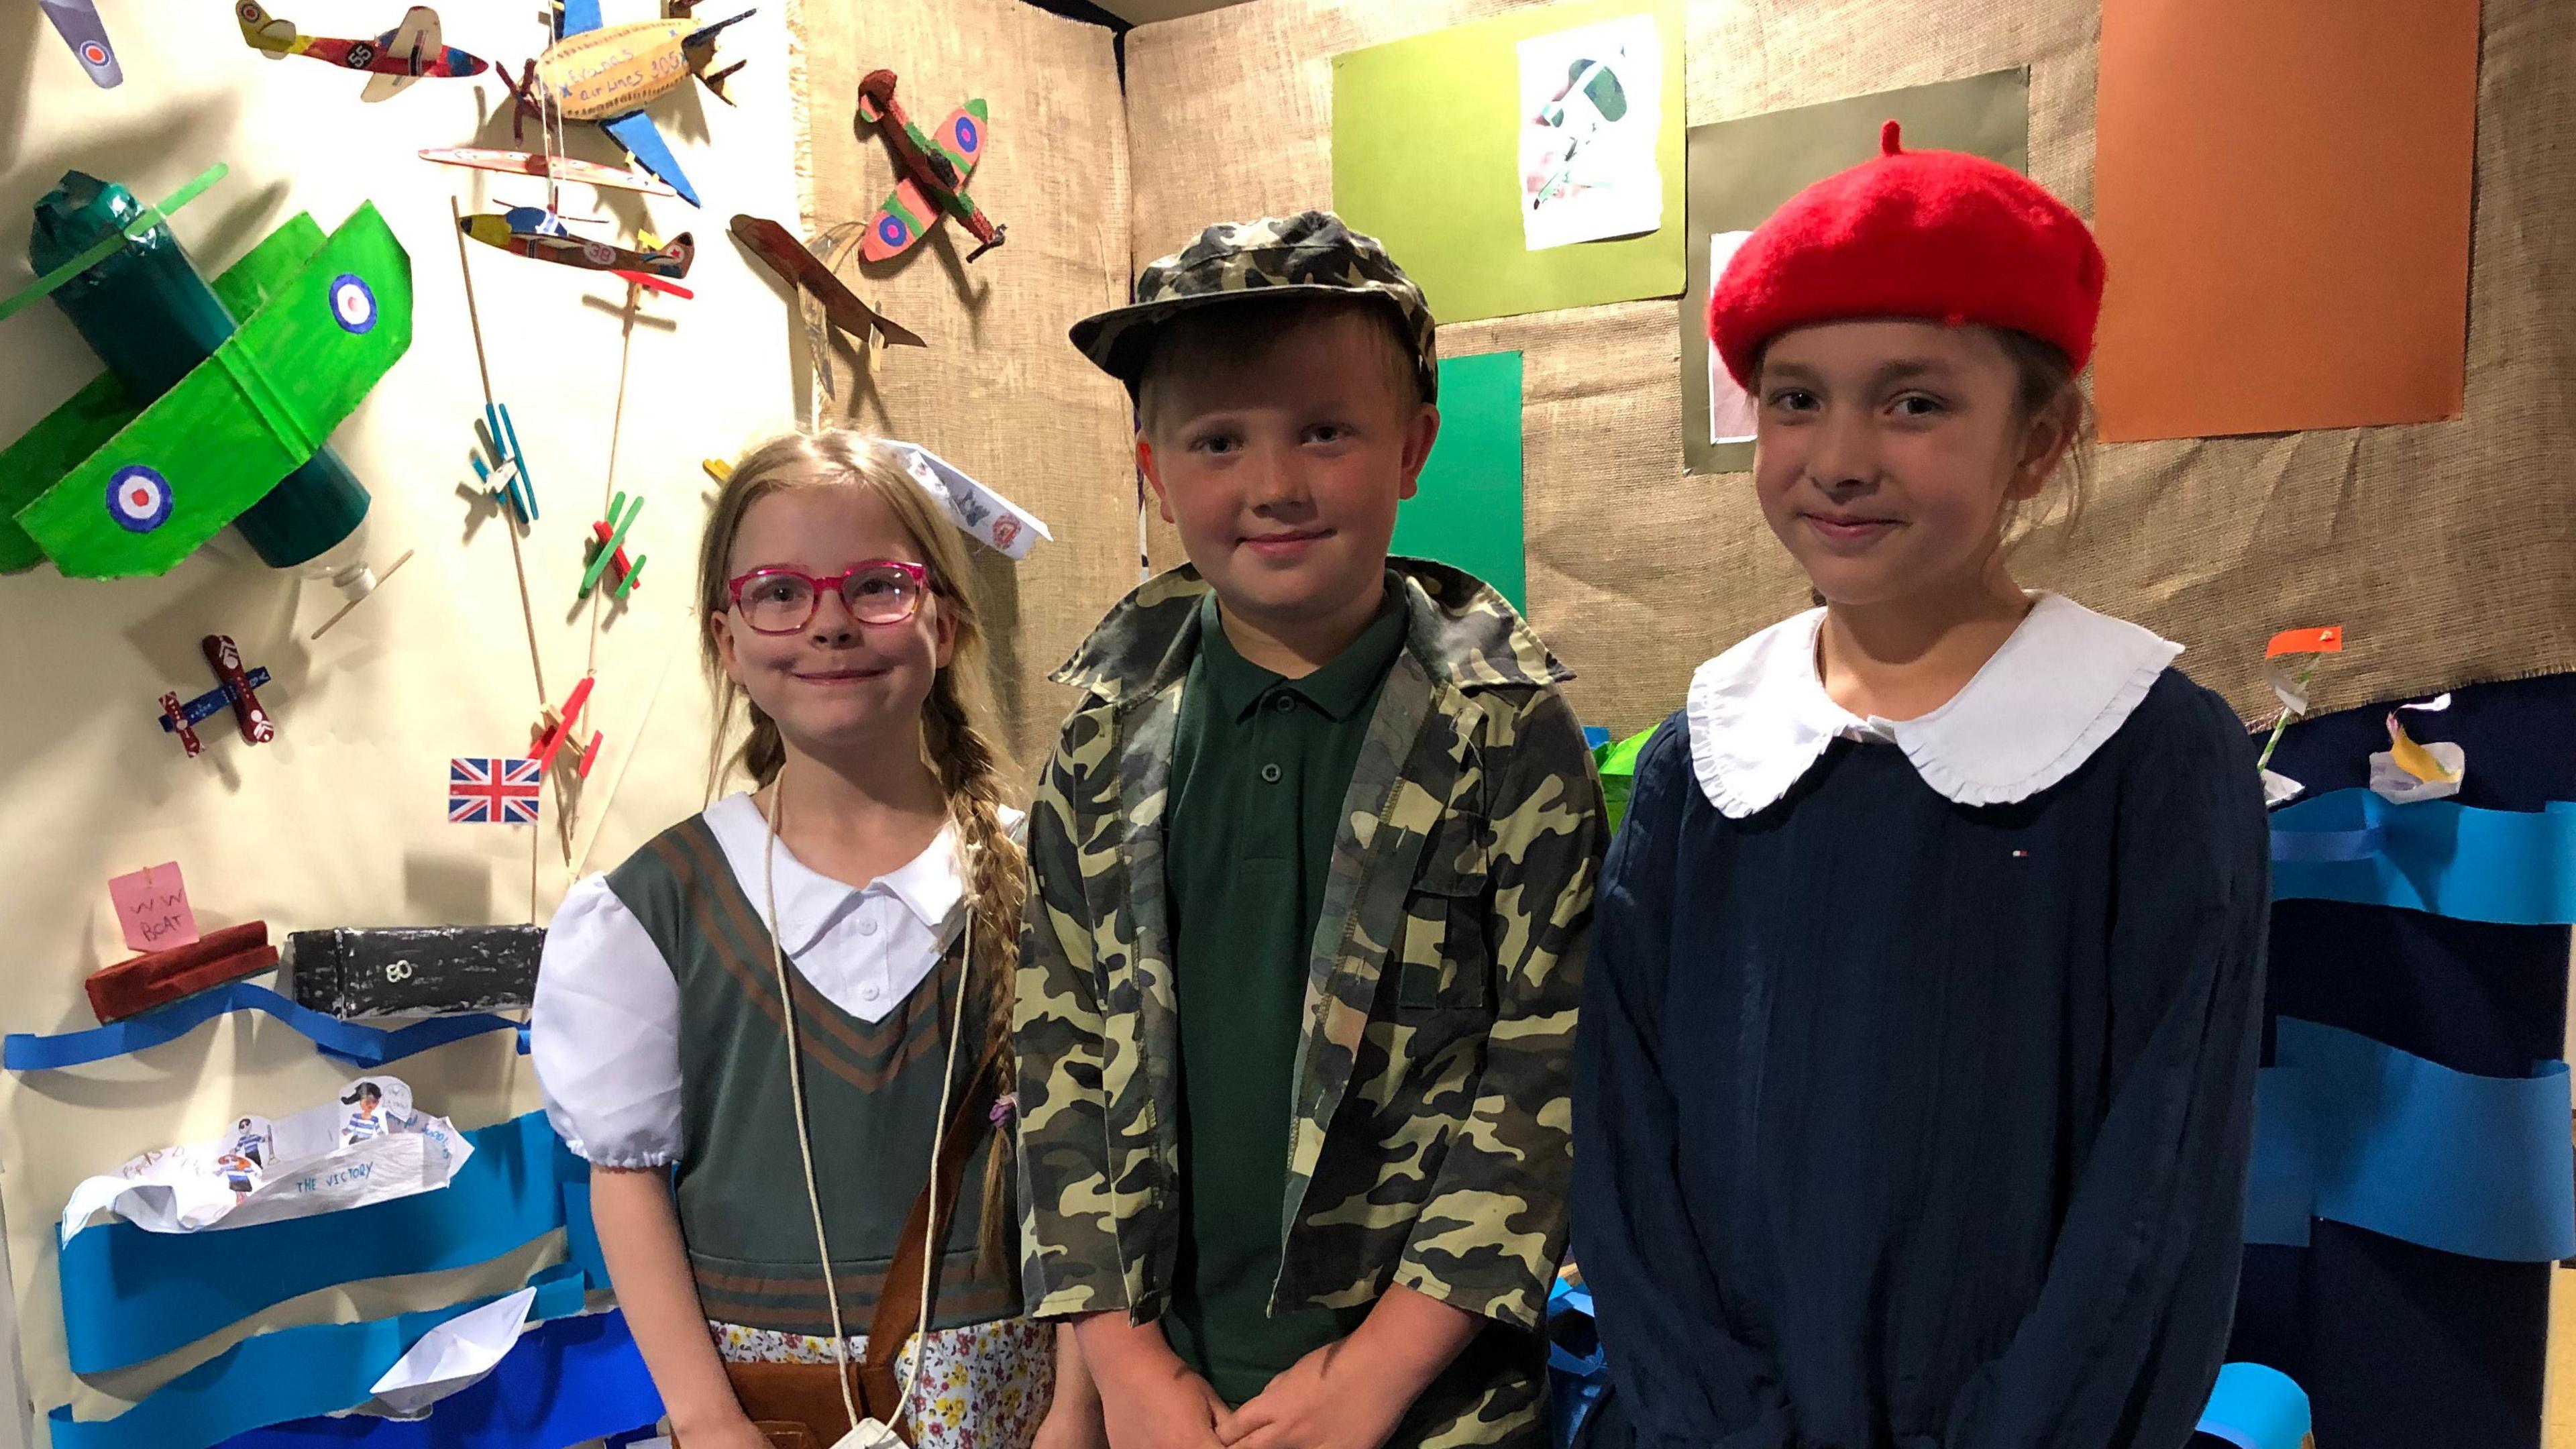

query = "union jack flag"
449;757;542;824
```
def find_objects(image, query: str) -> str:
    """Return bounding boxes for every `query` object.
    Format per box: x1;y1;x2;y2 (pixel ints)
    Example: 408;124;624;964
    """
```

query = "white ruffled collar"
1684;593;2182;818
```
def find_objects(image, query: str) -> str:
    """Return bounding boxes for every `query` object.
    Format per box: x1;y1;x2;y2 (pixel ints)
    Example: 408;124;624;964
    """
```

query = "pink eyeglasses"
726;561;932;633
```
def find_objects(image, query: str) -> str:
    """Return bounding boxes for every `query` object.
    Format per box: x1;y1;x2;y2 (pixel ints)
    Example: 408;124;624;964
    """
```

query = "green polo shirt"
1162;582;1409;1405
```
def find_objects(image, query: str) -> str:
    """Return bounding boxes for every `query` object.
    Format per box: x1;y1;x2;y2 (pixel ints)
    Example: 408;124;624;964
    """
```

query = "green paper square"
1395;352;1524;610
1332;0;1686;325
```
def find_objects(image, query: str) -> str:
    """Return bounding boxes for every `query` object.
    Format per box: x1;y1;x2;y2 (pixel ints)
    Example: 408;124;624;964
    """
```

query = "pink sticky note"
109;863;199;955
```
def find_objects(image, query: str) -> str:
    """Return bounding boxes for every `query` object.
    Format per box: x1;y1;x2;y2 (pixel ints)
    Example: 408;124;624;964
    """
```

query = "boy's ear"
1396;404;1442;502
1136;435;1178;524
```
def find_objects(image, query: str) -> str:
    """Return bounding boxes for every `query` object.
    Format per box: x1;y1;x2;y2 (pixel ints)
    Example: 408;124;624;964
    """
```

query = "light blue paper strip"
2244;1018;2576;1261
49;1265;593;1449
2269;788;2576;924
63;1113;586;1373
2194;1362;2312;1449
4;981;519;1073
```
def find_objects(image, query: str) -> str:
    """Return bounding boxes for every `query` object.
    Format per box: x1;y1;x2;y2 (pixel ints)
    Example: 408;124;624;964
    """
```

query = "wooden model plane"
40;0;122;88
855;70;1004;262
460;206;695;286
419;146;677;199
0;169;413;579
531;678;603;779
501;0;753;207
157;635;276;759
580;492;647;600
235;3;491;100
728;214;924;349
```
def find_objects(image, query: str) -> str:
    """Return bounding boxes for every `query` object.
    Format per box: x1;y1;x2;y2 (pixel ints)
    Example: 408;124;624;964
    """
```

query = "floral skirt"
707;1317;1053;1449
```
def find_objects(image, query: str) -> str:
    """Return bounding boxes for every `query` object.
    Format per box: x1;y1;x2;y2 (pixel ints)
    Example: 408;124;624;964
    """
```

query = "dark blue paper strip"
63;1112;586;1374
5;982;519;1072
2245;1018;2576;1261
50;1265;594;1449
211;1309;661;1448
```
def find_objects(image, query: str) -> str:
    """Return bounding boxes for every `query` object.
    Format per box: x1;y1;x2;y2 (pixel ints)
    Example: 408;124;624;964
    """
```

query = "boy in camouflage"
1016;211;1605;1449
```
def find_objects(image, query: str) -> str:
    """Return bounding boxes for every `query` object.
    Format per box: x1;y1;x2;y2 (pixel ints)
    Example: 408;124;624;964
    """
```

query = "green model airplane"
0;168;413;578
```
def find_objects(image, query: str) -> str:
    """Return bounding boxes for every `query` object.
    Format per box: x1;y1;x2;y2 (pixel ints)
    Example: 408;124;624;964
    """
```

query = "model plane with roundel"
40;0;123;88
459;206;694;290
235;3;491;101
0;168;413;579
855;69;1003;263
498;0;753;209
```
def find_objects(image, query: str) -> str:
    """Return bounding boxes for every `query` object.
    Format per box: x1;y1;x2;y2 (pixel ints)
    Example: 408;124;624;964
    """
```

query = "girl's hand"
1034;1397;1113;1449
670;1409;785;1449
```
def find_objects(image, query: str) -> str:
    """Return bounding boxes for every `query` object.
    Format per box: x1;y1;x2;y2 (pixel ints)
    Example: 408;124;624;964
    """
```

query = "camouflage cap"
1069;210;1440;404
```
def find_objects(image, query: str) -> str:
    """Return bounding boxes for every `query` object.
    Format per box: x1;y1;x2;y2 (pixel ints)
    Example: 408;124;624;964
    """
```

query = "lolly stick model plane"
729;215;924;349
0;167;413;582
157;635;276;760
40;0;123;88
855;70;1005;263
499;0;755;208
235;3;492;100
459;207;695;296
580;492;647;602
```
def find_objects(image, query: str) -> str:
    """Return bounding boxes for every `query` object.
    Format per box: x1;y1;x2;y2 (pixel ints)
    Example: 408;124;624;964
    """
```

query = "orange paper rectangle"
2092;0;2479;441
2267;626;2345;657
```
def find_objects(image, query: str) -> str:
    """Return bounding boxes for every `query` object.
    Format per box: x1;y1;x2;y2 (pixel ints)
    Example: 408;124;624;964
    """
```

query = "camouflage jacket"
1014;558;1604;1368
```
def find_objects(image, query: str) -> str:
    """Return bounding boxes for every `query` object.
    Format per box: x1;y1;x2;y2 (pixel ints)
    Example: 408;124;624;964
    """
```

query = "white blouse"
531;792;1014;1168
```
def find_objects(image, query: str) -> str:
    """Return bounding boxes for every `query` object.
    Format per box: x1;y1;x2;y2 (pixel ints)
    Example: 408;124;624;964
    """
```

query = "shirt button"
1261;763;1283;784
1272;695;1295;713
862;983;882;1001
858;916;879;936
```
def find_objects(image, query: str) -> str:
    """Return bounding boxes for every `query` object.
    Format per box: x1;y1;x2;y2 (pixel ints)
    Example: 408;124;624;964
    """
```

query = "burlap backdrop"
1122;0;2576;737
792;0;1141;771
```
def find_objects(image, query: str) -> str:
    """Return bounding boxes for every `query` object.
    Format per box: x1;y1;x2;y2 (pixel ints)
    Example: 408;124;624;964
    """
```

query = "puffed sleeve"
530;874;684;1167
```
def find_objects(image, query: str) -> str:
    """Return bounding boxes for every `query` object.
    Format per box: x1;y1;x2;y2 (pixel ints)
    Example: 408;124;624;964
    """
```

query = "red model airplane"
854;70;1004;263
235;3;490;100
531;677;602;780
157;635;275;759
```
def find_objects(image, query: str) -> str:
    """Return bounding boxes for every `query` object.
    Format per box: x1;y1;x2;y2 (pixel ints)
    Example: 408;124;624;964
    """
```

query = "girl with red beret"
1571;123;2269;1449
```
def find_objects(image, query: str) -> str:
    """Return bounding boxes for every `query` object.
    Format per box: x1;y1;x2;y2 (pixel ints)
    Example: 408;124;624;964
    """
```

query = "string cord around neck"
763;771;969;1437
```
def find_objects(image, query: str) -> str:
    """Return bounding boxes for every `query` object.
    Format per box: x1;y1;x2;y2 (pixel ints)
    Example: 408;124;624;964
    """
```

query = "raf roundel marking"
329;273;378;333
955;117;979;154
81;42;111;66
878;215;909;249
107;466;174;533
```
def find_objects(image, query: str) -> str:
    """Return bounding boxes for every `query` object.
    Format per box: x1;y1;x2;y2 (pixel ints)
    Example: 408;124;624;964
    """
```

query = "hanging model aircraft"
854;69;1004;262
499;0;754;208
0;167;413;580
40;0;123;88
459;206;694;286
235;3;491;100
729;214;924;349
419;146;678;199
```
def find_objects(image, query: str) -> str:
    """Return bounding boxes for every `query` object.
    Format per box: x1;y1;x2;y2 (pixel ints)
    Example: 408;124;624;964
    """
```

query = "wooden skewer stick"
449;194;550;923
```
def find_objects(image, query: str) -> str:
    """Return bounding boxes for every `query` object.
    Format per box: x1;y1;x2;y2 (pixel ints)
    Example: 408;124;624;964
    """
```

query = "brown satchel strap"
858;1061;1002;1397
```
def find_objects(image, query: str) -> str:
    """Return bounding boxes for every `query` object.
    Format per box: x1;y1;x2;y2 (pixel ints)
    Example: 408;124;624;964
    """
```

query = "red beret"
1707;120;2106;390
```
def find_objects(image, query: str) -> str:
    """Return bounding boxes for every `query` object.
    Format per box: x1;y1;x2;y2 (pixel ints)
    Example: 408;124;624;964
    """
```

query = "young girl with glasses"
531;431;1096;1449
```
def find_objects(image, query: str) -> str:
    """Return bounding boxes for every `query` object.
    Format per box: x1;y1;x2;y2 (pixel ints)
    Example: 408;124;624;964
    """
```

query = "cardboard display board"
1125;0;2576;739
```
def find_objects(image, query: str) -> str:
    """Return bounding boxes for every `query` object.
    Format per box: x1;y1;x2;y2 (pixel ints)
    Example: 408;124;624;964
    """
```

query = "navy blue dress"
1572;669;2269;1449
